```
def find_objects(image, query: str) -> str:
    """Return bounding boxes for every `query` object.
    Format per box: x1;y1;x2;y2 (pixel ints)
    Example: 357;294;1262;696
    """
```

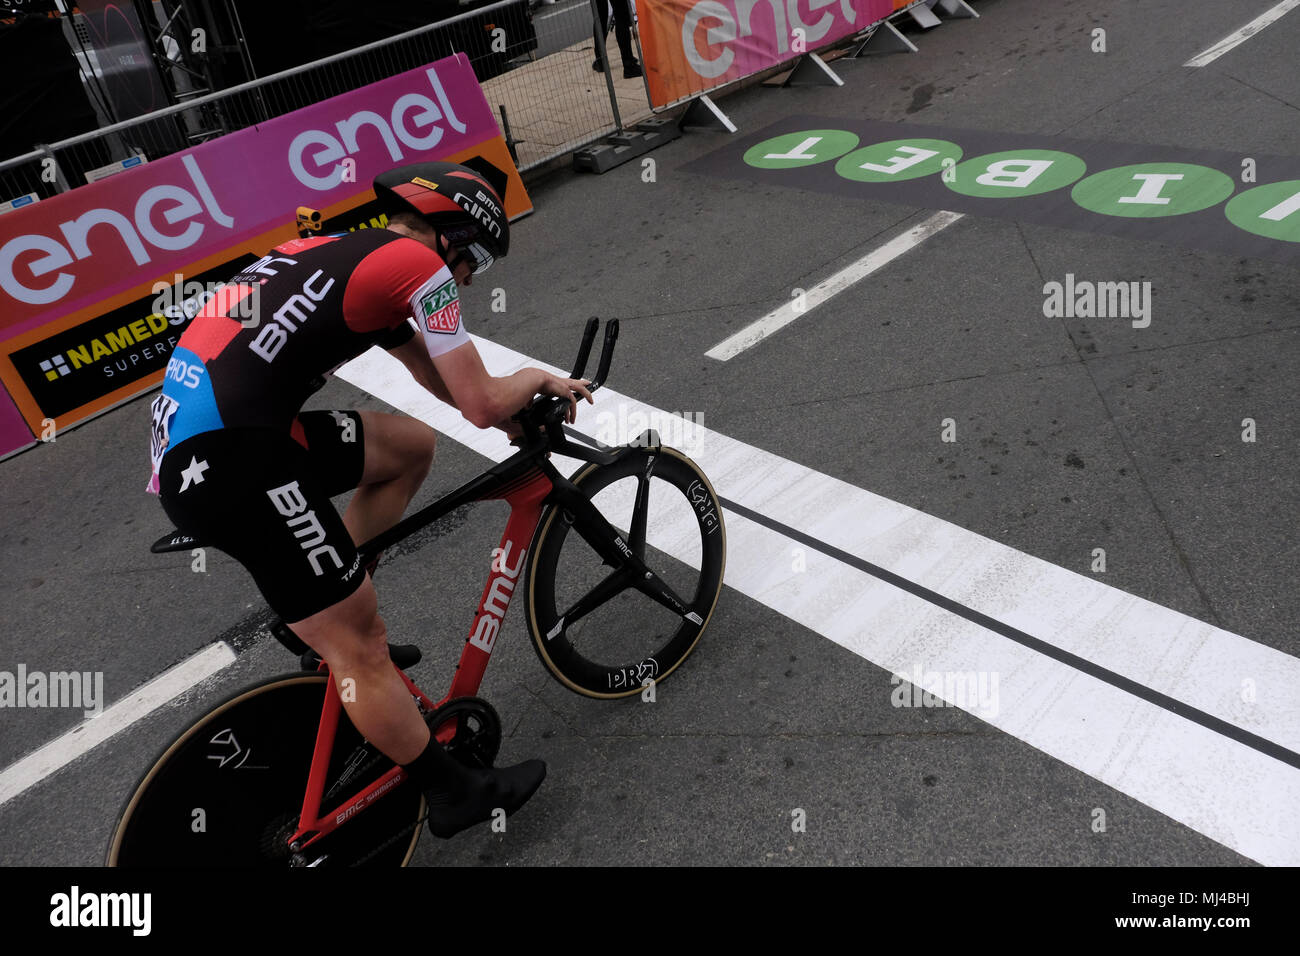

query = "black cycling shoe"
424;759;547;839
623;60;642;79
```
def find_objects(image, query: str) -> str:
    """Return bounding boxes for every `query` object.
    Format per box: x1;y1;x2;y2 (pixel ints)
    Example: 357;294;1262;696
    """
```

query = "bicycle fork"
543;455;703;629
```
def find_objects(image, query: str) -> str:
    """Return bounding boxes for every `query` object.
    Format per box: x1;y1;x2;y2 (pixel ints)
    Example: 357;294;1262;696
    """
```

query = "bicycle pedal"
389;644;422;670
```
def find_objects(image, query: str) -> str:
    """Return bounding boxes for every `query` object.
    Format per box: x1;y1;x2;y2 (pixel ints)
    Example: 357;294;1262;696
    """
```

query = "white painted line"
1184;0;1300;67
0;642;237;806
705;211;964;361
338;338;1300;865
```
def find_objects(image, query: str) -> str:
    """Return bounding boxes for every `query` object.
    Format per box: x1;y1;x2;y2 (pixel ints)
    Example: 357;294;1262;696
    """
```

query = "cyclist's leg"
348;410;436;546
284;527;548;836
162;424;544;836
160;426;430;763
294;409;436;547
288;577;430;763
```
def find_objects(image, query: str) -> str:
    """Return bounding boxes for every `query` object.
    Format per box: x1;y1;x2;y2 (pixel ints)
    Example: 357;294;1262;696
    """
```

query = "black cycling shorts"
157;410;368;623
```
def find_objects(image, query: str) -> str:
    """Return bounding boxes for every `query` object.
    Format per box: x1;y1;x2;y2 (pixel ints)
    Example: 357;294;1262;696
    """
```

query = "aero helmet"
372;161;509;274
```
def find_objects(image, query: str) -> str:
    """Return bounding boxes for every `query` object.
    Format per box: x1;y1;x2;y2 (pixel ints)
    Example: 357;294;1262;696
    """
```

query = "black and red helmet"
372;161;509;274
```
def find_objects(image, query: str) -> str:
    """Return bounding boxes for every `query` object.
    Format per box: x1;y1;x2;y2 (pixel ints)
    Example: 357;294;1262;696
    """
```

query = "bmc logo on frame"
469;540;526;653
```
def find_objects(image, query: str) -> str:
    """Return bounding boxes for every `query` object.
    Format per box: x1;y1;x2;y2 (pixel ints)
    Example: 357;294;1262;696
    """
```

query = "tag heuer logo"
420;279;458;314
421;279;461;334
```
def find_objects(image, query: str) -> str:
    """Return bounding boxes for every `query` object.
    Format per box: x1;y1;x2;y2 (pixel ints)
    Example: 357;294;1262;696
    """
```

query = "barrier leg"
782;53;844;88
935;0;979;18
908;3;943;28
847;22;919;57
679;94;737;133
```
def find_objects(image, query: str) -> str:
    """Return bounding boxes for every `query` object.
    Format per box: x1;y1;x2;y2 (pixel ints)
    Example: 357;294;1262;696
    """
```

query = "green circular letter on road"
945;149;1087;198
834;139;963;183
1072;163;1235;218
743;130;859;169
1225;180;1300;243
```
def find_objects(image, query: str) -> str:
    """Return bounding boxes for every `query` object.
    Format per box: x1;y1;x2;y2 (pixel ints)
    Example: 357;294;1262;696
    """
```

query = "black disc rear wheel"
107;673;423;867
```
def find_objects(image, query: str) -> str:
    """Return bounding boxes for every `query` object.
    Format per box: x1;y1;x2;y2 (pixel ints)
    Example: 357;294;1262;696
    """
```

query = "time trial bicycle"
106;318;726;866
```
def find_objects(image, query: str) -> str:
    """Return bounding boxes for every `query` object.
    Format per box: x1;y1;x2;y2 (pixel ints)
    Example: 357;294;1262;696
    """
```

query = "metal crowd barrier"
0;0;633;203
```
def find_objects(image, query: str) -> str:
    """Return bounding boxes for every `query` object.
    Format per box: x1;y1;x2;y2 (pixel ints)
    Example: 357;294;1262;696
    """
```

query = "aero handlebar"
512;317;620;455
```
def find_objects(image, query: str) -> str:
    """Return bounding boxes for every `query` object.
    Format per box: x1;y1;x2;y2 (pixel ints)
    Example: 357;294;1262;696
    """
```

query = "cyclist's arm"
387;334;589;431
430;341;592;429
387;332;456;407
361;238;590;427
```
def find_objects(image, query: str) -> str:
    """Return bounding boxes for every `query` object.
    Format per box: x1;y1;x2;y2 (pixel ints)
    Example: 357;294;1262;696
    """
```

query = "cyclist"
146;161;592;839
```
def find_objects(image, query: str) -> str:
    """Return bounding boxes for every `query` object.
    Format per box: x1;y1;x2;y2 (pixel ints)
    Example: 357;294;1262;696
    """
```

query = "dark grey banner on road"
681;115;1300;263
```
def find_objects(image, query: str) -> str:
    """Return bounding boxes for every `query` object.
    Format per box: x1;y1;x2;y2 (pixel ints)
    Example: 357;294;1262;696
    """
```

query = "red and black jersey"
147;229;467;491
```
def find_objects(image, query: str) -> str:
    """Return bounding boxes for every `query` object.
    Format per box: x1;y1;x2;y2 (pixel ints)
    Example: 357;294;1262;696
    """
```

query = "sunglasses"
451;241;495;276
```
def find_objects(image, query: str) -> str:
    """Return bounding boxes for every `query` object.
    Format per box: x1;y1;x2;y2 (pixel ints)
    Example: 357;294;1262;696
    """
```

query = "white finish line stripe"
1184;0;1300;66
705;211;963;361
0;642;236;806
716;497;1300;767
339;338;1300;865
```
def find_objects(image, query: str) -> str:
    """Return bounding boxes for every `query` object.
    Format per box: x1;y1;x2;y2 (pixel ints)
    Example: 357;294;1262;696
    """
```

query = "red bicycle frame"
288;468;553;851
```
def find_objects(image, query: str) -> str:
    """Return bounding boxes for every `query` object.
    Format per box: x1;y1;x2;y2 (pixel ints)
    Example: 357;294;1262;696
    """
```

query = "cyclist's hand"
540;376;593;424
496;416;524;441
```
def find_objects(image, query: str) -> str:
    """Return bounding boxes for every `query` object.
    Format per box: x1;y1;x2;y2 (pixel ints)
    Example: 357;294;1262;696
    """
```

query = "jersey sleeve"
341;235;469;358
407;271;470;358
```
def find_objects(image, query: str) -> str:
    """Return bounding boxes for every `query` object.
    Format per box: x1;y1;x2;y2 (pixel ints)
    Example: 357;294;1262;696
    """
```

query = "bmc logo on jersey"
419;278;460;334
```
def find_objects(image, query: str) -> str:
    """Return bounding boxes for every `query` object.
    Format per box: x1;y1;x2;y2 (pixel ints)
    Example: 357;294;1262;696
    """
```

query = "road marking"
338;338;1300;865
0;642;236;806
1184;0;1300;66
705;211;963;361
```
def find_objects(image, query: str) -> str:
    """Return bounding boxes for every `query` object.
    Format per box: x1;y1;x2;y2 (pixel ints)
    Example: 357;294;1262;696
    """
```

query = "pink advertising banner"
635;0;895;107
0;384;34;460
0;53;529;445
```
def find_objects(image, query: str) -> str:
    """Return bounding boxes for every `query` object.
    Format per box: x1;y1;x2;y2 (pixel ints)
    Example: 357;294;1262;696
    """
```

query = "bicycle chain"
350;806;430;867
323;699;455;867
300;747;427;867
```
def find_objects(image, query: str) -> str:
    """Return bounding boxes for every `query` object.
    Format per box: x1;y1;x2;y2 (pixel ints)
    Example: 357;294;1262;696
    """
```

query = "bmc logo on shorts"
419;278;460;334
266;480;343;576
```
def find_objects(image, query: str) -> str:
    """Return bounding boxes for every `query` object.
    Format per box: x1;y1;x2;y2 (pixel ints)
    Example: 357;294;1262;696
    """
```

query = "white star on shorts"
179;456;209;492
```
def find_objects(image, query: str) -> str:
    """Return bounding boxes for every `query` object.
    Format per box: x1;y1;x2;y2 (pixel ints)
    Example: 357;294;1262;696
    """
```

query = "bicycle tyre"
525;446;726;699
106;672;424;867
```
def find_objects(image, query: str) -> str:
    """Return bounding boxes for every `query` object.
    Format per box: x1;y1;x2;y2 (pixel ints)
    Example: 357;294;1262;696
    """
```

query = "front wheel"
106;673;424;867
525;446;726;698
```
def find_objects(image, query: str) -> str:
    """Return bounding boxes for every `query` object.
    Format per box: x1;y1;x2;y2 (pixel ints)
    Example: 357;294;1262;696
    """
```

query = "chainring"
425;696;502;769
